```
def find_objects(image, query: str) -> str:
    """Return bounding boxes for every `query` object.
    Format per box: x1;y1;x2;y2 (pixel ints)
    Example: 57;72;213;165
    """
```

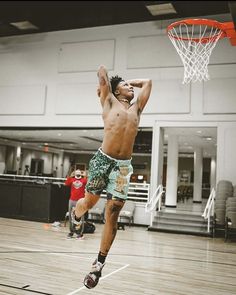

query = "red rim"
167;18;227;42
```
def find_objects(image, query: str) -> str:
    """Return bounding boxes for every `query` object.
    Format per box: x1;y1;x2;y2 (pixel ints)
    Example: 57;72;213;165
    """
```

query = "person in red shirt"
65;169;87;239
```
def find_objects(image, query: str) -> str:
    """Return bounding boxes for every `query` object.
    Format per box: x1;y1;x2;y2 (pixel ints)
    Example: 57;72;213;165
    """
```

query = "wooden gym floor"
0;217;236;295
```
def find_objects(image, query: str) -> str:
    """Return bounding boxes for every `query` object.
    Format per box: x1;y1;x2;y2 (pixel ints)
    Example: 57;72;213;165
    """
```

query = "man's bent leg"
84;198;124;289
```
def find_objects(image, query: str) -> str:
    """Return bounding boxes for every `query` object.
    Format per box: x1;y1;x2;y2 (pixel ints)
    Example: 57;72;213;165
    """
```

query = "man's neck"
118;98;130;104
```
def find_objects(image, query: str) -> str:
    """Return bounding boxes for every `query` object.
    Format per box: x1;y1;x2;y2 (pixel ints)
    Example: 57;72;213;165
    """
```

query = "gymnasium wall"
0;19;235;182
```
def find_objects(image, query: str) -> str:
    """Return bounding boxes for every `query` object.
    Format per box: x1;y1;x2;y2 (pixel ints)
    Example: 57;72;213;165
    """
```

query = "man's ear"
115;90;120;95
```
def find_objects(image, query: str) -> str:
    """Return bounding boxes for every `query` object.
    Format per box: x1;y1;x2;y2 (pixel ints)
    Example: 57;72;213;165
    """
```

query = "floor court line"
0;245;47;252
49;252;128;265
1;244;130;295
0;246;124;265
66;263;130;295
1;245;128;266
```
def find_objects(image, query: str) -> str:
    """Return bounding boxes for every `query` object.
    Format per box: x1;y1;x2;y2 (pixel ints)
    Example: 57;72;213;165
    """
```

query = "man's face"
116;81;134;100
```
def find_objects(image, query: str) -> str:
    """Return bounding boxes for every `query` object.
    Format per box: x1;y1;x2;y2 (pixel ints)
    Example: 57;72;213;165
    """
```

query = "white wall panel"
224;128;236;184
203;78;236;114
0;85;46;115
55;83;101;114
127;35;181;69
58;39;115;73
210;37;236;64
217;124;236;185
144;80;190;114
0;21;234;125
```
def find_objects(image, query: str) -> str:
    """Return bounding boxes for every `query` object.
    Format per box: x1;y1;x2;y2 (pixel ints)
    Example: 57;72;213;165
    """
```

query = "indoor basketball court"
1;218;236;295
0;2;236;295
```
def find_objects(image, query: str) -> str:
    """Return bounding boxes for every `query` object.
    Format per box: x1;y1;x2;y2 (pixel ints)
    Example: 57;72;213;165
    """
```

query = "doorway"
30;159;44;176
150;122;217;212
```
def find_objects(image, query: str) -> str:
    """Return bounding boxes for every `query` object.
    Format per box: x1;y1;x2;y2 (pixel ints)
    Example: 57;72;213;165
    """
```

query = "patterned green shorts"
86;148;133;200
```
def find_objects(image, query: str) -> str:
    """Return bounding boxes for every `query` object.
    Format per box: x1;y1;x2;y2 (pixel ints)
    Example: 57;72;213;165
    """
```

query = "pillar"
165;135;179;207
210;156;216;191
193;147;203;203
150;124;164;197
15;145;21;174
57;151;64;178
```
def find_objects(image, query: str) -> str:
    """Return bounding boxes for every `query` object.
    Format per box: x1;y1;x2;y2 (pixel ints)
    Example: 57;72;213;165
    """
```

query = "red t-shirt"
64;177;87;201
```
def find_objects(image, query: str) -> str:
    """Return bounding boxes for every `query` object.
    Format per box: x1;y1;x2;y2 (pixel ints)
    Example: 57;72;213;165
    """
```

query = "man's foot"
84;259;105;289
76;234;85;240
67;232;74;239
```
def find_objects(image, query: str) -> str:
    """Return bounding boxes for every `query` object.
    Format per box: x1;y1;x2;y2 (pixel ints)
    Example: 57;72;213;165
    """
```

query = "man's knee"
106;199;124;220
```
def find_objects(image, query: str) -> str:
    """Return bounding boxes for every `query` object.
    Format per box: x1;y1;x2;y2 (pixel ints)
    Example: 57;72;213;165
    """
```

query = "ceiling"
0;1;235;38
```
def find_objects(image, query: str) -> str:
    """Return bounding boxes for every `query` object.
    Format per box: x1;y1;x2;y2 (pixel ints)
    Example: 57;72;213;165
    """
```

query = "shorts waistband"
98;147;132;164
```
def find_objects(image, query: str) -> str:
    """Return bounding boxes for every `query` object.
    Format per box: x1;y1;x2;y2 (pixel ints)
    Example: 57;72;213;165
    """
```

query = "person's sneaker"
67;232;74;239
74;215;85;236
84;259;105;289
70;208;81;225
76;234;85;240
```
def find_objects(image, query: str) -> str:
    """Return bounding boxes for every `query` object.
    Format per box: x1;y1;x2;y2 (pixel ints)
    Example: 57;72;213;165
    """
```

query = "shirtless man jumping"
72;65;152;289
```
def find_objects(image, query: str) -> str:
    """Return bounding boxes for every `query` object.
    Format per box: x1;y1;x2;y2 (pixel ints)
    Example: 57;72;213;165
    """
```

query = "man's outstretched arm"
97;65;112;106
127;79;152;112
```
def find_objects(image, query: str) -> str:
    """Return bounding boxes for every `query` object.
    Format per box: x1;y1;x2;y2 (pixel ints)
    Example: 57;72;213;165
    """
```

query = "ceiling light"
146;3;177;16
10;21;38;30
202;136;213;141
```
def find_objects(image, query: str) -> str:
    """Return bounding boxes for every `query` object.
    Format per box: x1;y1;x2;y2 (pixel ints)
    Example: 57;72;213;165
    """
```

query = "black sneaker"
70;208;81;225
84;259;105;289
71;209;85;236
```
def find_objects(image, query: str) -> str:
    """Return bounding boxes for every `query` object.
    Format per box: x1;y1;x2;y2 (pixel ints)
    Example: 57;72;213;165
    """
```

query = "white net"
168;22;224;84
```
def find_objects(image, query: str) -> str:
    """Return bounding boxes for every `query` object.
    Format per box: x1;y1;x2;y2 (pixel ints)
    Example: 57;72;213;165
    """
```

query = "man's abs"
102;102;139;159
102;128;137;159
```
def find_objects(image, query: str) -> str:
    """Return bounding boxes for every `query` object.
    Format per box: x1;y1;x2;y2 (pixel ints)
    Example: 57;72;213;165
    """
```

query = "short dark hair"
110;75;124;96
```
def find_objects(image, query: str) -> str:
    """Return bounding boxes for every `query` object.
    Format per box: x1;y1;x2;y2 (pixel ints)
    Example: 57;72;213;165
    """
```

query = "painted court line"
3;245;127;266
66;263;130;295
3;245;46;252
3;245;129;294
49;252;127;265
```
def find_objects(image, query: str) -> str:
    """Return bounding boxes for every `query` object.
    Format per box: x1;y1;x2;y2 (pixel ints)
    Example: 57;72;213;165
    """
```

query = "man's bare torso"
101;95;140;160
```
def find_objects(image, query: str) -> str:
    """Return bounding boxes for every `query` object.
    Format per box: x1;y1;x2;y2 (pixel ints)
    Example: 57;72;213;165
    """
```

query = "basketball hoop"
167;19;236;84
